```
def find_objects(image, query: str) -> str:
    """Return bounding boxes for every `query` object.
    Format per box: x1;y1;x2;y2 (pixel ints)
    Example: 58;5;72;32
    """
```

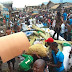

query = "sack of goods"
62;42;71;71
27;44;47;57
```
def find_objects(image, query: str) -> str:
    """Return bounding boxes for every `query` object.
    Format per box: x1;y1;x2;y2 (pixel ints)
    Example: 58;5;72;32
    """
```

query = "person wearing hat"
45;37;54;72
45;37;54;58
45;37;54;46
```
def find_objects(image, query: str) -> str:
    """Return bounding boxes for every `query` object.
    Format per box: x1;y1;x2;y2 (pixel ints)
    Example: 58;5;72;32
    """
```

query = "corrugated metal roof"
50;4;60;9
64;5;72;8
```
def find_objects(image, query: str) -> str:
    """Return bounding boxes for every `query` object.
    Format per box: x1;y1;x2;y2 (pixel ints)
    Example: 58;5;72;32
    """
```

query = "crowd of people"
0;8;72;72
3;9;71;41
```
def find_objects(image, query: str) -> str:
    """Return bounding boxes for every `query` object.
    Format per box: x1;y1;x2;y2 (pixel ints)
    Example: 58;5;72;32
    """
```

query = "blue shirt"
6;14;9;18
63;13;67;21
43;23;47;26
52;50;64;72
17;20;20;26
69;19;72;25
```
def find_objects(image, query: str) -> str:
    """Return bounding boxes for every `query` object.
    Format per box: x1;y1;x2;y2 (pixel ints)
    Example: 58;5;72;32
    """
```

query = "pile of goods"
24;24;72;71
25;24;72;54
27;44;47;57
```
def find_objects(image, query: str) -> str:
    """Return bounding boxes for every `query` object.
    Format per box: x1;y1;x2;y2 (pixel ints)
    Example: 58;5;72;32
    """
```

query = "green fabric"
19;54;33;71
37;31;43;33
71;30;72;33
0;18;3;22
62;43;71;47
70;30;72;34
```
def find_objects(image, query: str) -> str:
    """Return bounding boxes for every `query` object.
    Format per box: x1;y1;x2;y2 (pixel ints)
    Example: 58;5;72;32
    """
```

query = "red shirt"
3;19;6;23
48;19;51;23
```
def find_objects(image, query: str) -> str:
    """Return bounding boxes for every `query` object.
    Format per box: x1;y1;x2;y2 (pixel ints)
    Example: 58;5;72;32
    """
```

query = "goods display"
32;25;45;33
27;44;47;57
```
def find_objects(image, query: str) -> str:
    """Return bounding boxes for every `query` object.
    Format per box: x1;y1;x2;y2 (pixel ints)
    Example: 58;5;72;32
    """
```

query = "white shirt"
21;23;28;31
40;16;43;19
33;18;36;24
10;21;13;27
36;23;44;28
29;18;33;25
60;23;65;34
52;20;56;28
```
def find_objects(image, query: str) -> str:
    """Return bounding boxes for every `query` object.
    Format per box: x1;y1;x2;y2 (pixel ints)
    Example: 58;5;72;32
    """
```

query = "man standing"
63;10;67;21
6;27;15;72
53;11;62;40
65;20;71;41
6;14;9;27
13;22;19;33
47;42;64;72
69;16;72;26
60;23;65;38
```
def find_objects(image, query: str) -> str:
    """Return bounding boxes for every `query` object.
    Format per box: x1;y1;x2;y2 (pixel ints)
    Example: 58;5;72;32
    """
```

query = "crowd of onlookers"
0;9;72;72
2;9;71;41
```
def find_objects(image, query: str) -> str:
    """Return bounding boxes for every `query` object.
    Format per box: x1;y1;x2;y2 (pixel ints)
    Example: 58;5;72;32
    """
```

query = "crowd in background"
1;9;71;41
0;8;72;72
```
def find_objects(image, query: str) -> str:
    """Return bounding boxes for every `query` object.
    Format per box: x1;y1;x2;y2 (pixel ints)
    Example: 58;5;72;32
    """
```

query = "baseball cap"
45;37;54;43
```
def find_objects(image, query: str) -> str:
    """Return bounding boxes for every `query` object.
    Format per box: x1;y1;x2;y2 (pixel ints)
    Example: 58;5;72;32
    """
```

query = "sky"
0;0;72;8
0;0;49;8
51;0;72;3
